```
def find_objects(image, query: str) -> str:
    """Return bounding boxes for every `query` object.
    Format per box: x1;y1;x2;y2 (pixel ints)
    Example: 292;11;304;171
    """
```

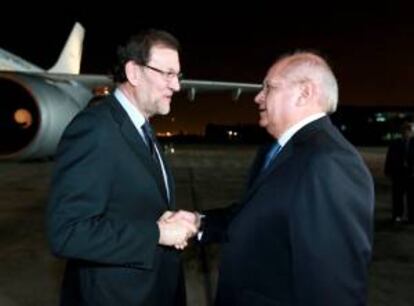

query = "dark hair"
112;29;180;83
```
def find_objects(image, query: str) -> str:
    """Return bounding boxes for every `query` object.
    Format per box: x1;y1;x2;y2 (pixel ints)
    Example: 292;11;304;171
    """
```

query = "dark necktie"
262;141;282;171
142;121;162;170
142;121;170;200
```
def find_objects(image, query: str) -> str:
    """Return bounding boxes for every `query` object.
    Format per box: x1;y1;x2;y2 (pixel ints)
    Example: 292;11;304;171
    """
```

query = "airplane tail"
48;22;85;74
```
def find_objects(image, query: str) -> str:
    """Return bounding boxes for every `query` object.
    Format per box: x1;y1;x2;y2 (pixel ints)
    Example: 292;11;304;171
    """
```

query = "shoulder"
65;97;115;134
57;100;116;156
295;124;355;157
64;109;103;140
298;127;368;175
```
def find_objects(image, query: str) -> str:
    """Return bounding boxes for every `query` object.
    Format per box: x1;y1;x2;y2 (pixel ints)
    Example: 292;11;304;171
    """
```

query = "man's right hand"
157;211;198;249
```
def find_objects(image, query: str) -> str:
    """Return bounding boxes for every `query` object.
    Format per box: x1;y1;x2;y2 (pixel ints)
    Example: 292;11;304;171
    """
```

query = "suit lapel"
244;116;330;202
246;143;273;189
245;142;293;201
153;137;176;209
108;96;172;207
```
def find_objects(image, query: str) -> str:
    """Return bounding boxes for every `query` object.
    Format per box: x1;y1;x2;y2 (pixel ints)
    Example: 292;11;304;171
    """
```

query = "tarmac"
0;145;413;306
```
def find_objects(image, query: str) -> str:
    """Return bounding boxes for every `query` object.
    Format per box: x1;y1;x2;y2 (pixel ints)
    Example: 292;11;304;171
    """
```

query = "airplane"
0;22;261;161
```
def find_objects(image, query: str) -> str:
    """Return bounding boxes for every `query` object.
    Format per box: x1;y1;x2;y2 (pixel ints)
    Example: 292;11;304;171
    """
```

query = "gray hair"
278;51;338;113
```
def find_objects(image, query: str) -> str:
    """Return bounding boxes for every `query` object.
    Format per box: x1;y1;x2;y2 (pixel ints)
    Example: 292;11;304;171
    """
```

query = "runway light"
157;131;173;137
13;108;33;128
93;86;110;96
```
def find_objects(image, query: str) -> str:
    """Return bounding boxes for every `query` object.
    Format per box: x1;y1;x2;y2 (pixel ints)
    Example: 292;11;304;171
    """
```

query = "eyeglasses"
260;82;282;96
261;79;303;96
142;64;183;81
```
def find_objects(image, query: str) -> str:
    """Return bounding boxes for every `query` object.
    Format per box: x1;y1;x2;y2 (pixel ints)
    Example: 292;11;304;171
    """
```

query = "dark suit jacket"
203;117;374;306
47;94;185;306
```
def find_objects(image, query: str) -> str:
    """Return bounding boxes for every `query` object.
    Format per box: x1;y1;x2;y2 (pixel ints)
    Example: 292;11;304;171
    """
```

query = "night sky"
1;3;414;134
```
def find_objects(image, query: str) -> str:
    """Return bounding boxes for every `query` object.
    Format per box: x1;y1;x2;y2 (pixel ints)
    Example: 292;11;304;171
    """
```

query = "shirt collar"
114;88;146;130
278;112;326;147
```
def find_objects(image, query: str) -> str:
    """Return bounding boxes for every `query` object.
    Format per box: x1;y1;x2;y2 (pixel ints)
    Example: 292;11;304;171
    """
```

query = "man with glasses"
172;51;374;306
47;29;197;306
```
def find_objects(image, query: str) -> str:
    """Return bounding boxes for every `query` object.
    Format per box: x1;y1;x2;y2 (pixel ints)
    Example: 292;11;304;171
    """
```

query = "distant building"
204;123;271;144
331;106;414;145
157;106;414;146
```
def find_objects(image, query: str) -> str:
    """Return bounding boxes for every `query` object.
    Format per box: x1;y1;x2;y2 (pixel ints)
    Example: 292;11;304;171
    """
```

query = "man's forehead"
149;46;179;64
265;63;286;83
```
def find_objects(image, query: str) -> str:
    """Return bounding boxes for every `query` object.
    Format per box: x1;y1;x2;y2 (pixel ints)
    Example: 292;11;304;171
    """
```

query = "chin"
160;106;171;115
258;118;267;128
156;100;171;115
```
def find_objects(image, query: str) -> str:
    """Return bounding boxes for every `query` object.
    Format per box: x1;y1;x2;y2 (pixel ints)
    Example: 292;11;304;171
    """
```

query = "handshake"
157;210;202;250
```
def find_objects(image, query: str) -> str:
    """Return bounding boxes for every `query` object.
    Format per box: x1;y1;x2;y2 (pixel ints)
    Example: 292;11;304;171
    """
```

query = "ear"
296;80;314;106
125;61;140;86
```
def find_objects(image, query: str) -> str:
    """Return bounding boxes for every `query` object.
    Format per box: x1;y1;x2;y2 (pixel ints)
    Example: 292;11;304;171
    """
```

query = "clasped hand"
157;210;201;250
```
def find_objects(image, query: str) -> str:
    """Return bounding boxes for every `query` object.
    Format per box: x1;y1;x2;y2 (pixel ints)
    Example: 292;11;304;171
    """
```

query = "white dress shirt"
114;89;170;201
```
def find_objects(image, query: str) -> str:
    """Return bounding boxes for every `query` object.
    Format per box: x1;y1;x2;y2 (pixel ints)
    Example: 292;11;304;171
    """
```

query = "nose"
169;75;181;92
255;89;264;104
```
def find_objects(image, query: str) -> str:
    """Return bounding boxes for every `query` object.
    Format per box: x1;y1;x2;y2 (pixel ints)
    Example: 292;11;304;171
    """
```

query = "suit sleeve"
290;150;374;306
201;203;241;243
47;111;159;269
201;147;265;244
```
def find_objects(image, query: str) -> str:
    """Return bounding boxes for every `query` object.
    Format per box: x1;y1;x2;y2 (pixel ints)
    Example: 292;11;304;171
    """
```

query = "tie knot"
269;141;281;156
142;121;156;150
142;121;153;136
262;141;282;171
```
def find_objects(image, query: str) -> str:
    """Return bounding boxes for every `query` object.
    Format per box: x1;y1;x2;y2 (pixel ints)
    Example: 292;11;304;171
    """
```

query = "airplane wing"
7;71;261;96
180;80;261;101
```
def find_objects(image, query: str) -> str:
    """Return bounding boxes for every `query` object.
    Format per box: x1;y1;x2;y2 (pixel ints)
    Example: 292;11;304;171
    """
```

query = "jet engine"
0;73;92;160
